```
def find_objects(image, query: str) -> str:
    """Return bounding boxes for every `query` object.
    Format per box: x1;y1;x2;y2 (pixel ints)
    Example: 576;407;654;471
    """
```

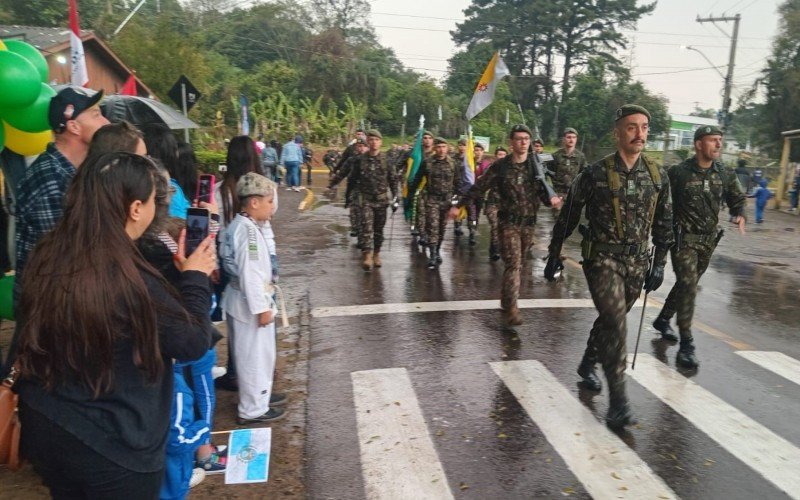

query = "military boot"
362;251;373;271
577;356;602;391
653;315;678;342
410;226;419;236
454;221;463;236
468;227;477;246
606;395;637;429
676;338;700;368
435;244;443;264
419;234;429;247
489;243;501;261
349;228;358;237
504;306;523;326
373;252;382;268
427;245;437;270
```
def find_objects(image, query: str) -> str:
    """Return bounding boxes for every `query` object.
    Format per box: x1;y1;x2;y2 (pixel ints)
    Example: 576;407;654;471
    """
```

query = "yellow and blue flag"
403;125;425;221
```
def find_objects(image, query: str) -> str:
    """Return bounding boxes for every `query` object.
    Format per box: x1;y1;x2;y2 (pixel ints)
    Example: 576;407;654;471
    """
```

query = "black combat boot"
489;243;501;261
427;245;437;270
419;234;428;247
577;356;602;391
435;244;443;264
349;228;358;237
468;227;476;246
653;315;678;342
676;338;700;368
607;395;637;429
454;221;463;236
410;226;419;237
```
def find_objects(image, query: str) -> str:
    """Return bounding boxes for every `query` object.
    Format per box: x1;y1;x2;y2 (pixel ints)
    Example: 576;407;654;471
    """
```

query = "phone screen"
197;175;214;204
185;208;210;257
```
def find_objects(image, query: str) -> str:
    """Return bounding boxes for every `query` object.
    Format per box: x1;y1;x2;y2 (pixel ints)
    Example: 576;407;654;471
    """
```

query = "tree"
308;0;374;42
749;0;800;157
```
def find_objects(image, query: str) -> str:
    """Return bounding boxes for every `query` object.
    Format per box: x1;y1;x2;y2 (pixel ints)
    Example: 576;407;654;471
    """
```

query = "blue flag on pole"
225;428;271;484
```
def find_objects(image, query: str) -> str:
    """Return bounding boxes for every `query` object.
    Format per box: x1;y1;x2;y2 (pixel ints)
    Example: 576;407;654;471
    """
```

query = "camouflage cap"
355;137;368;145
509;124;532;138
474;142;486;150
366;129;382;139
422;130;434;138
533;138;544;146
458;138;468;146
694;124;723;141
614;104;651;122
237;172;276;198
434;137;448;145
563;127;578;136
495;146;508;154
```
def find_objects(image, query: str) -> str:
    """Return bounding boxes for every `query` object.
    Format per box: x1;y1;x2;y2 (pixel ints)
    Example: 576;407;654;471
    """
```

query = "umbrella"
101;95;199;130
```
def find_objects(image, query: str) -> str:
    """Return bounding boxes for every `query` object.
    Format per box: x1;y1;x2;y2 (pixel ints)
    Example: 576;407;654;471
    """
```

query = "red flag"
120;74;137;96
69;0;88;86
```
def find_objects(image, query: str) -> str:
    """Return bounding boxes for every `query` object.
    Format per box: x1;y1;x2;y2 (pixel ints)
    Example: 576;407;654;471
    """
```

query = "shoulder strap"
641;154;661;191
604;154;625;240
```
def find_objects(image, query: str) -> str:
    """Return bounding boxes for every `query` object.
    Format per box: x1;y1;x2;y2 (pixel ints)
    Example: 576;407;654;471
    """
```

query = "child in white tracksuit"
220;173;286;424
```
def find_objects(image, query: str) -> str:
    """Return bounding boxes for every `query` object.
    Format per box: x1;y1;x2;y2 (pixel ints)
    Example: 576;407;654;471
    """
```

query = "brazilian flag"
402;126;425;221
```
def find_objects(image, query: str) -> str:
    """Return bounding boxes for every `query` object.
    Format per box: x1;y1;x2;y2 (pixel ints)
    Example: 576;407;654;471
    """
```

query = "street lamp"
680;45;725;79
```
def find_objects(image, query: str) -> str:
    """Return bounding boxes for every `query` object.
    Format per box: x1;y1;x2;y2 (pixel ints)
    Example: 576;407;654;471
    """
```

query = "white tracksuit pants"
230;313;276;419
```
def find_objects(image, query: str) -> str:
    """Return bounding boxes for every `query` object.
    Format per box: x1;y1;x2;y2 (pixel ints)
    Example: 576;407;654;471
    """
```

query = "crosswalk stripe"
351;368;454;500
735;351;800;386
490;360;677;499
629;353;800;499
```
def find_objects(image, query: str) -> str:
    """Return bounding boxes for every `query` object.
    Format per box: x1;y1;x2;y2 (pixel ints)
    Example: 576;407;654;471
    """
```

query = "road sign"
168;75;201;112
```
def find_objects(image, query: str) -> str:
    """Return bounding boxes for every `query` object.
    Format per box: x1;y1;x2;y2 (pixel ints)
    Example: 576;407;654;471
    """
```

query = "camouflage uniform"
415;155;459;250
466;156;553;312
549;152;673;417
330;152;397;253
551;148;588;197
411;150;434;242
655;156;745;348
328;154;364;237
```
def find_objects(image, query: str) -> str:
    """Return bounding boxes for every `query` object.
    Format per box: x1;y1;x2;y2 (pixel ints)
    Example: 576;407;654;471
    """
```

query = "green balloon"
2;39;49;83
0;51;41;110
1;83;56;132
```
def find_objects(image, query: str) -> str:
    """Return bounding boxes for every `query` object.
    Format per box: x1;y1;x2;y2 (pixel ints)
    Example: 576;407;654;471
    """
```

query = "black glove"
544;253;564;282
644;262;664;292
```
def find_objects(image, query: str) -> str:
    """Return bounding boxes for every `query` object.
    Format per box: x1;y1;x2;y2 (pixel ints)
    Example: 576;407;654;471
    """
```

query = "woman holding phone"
14;152;217;498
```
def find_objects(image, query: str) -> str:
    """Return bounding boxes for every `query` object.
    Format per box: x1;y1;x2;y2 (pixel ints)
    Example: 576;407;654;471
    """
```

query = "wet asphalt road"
292;184;800;500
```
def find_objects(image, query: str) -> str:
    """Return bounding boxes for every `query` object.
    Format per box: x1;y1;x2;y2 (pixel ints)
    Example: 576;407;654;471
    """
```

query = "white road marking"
490;360;677;499
311;298;643;317
736;351;800;386
351;368;454;500
629;353;800;499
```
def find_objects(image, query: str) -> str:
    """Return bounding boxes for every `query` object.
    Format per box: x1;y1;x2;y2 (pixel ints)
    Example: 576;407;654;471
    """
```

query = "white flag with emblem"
465;52;509;121
69;0;88;86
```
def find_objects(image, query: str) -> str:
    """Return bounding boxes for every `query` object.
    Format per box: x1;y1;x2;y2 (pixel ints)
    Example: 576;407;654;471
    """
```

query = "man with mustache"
652;125;746;367
545;105;673;428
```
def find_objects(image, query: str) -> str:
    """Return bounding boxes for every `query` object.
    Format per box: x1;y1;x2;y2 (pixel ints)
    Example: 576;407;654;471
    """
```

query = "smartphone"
195;174;216;204
185;207;210;257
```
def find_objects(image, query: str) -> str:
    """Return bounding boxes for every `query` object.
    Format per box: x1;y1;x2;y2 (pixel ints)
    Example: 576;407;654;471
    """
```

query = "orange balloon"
3;121;51;156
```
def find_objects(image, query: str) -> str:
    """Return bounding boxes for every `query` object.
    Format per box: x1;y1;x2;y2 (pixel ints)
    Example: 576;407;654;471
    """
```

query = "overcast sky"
368;0;780;116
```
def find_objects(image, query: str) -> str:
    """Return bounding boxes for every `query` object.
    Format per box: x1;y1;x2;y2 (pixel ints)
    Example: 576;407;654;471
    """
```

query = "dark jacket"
17;270;213;473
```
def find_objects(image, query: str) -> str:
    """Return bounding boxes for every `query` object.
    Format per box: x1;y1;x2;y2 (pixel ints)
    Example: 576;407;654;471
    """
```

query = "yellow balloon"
3;121;51;156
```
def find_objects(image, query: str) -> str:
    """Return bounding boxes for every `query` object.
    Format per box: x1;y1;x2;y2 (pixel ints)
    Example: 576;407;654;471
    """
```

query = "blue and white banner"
225;428;272;484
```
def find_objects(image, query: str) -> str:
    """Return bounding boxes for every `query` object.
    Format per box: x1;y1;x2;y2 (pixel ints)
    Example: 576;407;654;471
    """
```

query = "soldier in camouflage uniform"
545;105;673;429
551;127;588;198
653;125;746;367
333;128;366;175
452;138;468;239
412;137;460;269
328;138;368;240
329;130;397;271
481;146;507;261
411;131;435;244
412;137;461;269
459;125;562;324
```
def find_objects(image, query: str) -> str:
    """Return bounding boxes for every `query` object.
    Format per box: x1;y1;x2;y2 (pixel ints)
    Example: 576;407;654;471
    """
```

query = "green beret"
614;104;651;122
458;138;467;146
366;129;382;139
509;124;532;138
434;137;448;145
693;125;723;141
533;138;544;146
422;130;434;138
563;127;578;136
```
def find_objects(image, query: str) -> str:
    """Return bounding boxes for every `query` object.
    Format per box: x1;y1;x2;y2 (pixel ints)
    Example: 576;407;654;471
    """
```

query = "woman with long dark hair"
14;152;217;498
141;123;192;219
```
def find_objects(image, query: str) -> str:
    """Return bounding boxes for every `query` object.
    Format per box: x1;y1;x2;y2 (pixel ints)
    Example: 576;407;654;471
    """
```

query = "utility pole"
696;13;741;132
